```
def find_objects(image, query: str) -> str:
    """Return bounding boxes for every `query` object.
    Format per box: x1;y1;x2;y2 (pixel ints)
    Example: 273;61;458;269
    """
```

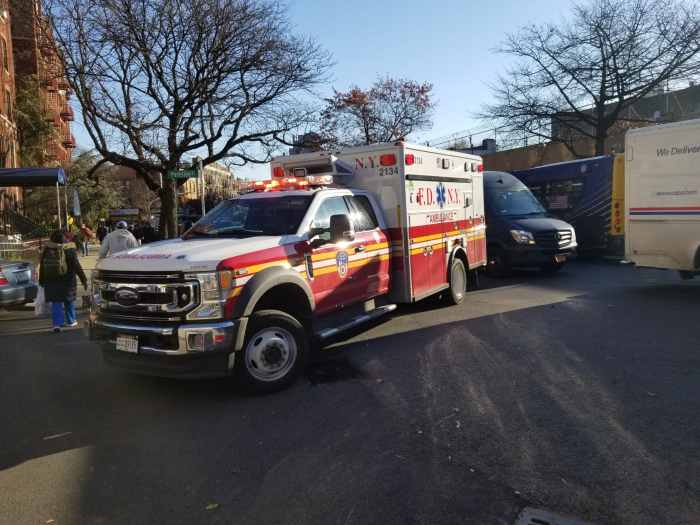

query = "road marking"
43;432;72;441
514;506;596;525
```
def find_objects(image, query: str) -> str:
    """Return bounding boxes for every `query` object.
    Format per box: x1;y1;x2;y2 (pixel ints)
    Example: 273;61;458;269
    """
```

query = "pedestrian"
39;230;88;333
97;220;109;243
79;223;95;256
141;222;158;244
99;220;139;259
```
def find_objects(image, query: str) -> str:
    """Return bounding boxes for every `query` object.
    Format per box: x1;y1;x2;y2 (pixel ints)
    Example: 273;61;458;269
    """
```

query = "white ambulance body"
625;119;700;277
273;142;487;304
89;142;486;392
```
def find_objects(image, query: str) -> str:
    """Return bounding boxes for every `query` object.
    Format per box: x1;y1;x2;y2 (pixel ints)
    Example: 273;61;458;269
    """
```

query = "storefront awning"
0;168;66;187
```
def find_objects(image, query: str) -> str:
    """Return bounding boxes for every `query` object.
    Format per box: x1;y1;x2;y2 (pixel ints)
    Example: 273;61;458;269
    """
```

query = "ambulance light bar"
252;175;321;192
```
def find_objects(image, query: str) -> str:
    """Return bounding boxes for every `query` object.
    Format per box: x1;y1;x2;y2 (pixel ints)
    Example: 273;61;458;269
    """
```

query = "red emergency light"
380;154;396;166
477;164;484;172
272;166;285;178
405;154;415;165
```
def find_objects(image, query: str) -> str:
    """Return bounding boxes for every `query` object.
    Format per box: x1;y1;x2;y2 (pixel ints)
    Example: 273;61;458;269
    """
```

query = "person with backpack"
39;230;88;333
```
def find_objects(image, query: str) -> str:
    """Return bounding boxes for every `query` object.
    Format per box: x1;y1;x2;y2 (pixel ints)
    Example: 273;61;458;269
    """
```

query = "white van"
625;118;700;278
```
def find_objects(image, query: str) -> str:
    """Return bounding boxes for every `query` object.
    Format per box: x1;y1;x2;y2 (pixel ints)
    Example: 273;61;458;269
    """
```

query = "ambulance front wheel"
235;309;308;394
446;258;467;305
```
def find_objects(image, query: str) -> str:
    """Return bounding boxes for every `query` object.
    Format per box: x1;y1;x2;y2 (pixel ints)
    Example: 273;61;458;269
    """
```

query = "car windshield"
487;189;546;217
183;195;313;238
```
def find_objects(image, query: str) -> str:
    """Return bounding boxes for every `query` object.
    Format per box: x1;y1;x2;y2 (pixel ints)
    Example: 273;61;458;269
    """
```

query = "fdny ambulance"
88;142;486;392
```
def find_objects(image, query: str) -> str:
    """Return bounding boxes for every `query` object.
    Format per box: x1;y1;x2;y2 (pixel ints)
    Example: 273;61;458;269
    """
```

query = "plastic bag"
34;286;48;317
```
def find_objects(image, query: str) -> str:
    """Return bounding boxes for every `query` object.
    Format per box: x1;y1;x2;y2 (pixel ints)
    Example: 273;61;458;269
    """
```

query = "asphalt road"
1;260;699;525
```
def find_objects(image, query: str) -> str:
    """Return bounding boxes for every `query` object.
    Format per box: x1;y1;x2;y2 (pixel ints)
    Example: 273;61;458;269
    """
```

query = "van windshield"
183;196;313;238
487;189;546;217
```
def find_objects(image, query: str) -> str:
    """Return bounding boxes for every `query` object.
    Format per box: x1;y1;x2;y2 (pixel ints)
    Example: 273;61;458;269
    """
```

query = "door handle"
355;245;365;253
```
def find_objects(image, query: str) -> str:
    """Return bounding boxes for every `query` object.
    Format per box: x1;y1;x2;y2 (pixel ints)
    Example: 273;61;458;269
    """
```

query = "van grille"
533;230;573;249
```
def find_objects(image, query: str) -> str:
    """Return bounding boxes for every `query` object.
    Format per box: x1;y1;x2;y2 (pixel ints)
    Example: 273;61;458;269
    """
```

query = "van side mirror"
330;214;354;243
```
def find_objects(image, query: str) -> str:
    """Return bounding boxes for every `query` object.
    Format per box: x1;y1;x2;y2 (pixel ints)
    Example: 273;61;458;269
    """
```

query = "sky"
71;0;571;180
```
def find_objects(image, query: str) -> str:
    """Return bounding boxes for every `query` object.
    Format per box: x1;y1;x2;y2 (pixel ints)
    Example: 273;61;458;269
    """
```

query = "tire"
486;248;512;277
445;258;468;305
234;309;308;394
541;262;565;273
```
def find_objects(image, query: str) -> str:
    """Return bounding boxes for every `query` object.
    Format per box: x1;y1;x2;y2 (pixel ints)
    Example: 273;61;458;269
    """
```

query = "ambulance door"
307;195;368;314
344;195;391;299
407;180;446;298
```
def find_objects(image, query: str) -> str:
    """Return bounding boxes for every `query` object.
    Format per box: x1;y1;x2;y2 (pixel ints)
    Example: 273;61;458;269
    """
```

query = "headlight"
510;229;535;245
185;271;234;320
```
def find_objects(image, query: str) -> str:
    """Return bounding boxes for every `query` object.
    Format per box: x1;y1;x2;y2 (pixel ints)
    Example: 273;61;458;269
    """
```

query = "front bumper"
506;243;577;267
0;283;38;306
89;316;245;378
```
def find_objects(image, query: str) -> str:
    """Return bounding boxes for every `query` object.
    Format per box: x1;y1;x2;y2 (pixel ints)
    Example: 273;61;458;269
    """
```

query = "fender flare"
232;266;315;320
447;245;470;275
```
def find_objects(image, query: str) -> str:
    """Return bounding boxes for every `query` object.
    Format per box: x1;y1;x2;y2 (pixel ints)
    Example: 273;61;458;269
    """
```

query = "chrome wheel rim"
453;262;467;300
244;327;298;382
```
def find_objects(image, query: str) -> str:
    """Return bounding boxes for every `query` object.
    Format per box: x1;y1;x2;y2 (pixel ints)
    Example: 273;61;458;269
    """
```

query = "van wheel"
445;258;467;305
235;309;308;394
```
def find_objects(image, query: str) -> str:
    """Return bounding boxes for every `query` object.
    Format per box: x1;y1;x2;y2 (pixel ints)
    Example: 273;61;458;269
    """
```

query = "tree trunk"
159;179;178;238
594;124;608;156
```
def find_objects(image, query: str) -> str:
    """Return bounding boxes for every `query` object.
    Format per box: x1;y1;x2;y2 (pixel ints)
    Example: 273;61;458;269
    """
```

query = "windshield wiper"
211;228;265;237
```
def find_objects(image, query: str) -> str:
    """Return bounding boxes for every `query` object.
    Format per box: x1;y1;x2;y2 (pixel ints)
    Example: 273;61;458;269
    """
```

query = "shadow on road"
1;261;699;525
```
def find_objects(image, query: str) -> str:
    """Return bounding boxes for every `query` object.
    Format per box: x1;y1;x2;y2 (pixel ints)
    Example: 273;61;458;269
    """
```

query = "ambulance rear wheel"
446;258;467;305
235;309;308;394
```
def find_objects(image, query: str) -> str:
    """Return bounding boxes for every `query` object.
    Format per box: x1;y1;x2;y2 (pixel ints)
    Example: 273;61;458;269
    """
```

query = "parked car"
484;171;578;275
0;259;38;308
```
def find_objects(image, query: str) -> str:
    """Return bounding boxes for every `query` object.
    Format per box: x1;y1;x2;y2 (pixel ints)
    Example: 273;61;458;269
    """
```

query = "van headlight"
510;230;535;245
185;271;234;320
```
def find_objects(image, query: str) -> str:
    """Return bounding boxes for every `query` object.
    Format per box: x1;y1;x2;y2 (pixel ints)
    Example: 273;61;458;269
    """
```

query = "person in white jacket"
98;221;139;259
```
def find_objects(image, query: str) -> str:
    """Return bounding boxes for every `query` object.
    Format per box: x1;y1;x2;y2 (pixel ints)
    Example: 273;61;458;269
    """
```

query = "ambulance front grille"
94;271;199;319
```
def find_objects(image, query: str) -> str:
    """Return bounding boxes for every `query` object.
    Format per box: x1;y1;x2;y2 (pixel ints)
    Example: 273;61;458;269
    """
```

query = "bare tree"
482;0;700;156
46;0;331;237
321;77;434;147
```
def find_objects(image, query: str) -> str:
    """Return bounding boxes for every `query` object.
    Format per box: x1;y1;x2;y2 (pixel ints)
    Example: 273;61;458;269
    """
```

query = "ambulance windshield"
184;195;313;238
486;189;546;217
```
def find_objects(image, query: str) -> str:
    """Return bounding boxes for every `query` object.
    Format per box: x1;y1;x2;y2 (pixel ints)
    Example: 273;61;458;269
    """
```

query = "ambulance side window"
346;195;379;232
311;197;350;241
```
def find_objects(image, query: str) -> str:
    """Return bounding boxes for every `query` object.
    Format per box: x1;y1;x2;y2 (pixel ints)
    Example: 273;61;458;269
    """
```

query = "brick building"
181;162;239;203
10;0;74;165
0;0;19;214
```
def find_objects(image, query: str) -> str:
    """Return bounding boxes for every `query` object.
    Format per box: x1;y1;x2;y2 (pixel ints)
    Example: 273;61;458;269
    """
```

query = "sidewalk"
75;247;100;304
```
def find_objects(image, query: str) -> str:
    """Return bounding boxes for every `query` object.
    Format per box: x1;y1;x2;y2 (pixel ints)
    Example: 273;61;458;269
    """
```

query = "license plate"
116;335;138;353
554;254;567;263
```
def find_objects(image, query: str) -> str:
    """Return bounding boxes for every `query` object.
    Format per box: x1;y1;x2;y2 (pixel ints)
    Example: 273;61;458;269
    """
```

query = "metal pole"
56;182;62;230
64;185;69;229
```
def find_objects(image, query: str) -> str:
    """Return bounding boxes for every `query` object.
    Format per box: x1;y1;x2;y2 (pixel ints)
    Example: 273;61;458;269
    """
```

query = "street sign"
167;168;198;180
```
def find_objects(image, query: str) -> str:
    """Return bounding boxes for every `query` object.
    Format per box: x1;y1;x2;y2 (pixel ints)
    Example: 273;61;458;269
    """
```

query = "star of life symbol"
436;182;447;208
336;251;349;278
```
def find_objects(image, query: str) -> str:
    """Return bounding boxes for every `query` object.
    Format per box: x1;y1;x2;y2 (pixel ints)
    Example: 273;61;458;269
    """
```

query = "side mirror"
330;214;354;243
309;237;327;249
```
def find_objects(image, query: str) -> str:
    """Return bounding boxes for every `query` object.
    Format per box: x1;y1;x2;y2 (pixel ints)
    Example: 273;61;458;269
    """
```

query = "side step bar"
316;304;397;343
